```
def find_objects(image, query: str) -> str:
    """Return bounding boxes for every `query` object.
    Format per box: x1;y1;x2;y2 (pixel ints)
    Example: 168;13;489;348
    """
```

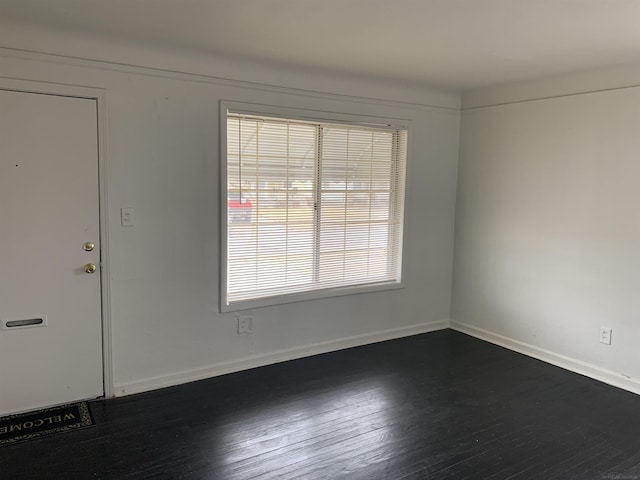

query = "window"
222;106;407;310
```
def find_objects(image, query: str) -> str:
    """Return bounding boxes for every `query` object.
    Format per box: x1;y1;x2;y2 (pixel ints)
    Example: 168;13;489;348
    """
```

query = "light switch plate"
121;207;135;226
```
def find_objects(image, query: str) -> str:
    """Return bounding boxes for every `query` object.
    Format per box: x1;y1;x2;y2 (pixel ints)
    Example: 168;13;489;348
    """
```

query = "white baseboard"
450;320;640;396
115;320;449;397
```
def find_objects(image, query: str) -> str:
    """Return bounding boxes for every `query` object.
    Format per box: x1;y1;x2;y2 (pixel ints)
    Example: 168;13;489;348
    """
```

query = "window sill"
221;280;404;313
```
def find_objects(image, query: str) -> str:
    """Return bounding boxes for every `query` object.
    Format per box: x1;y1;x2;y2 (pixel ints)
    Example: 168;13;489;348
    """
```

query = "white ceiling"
2;0;640;91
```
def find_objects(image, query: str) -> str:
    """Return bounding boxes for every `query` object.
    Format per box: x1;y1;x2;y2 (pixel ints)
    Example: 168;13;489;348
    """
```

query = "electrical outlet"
600;327;612;345
236;314;253;334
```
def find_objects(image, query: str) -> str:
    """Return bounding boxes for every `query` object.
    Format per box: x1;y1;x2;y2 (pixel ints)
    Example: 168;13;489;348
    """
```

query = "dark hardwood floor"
2;329;640;479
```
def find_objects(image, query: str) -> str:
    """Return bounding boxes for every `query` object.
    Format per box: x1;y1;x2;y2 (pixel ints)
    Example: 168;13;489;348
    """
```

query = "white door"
0;89;103;415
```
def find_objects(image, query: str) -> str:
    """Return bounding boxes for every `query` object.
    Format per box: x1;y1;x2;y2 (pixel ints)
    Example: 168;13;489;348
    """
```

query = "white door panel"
0;90;103;415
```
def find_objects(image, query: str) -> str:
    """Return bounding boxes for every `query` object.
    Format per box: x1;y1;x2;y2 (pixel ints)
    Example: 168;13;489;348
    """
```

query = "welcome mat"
0;402;94;446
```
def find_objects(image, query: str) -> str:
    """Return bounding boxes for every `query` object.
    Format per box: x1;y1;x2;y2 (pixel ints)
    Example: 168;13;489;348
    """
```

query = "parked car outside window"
228;192;253;223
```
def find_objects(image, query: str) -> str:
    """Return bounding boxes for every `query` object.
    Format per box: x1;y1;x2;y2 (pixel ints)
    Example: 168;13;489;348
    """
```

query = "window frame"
220;100;412;312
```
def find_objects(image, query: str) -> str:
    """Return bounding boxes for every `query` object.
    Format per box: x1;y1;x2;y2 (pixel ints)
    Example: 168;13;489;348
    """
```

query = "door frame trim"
0;77;114;399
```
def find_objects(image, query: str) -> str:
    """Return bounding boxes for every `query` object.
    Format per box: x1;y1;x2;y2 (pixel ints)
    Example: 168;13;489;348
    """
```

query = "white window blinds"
225;112;407;307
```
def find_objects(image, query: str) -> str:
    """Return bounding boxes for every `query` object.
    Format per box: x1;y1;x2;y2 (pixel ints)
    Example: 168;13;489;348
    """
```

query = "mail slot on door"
2;316;47;331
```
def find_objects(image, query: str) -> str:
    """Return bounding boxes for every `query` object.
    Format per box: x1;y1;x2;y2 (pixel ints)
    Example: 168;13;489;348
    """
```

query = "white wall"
0;29;460;396
453;76;640;393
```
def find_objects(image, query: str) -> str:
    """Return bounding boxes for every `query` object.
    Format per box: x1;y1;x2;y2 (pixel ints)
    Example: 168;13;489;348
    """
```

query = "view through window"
225;112;407;307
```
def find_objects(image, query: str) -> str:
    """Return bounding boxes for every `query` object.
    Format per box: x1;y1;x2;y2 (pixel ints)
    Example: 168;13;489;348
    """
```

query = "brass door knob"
83;242;95;252
84;263;97;274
